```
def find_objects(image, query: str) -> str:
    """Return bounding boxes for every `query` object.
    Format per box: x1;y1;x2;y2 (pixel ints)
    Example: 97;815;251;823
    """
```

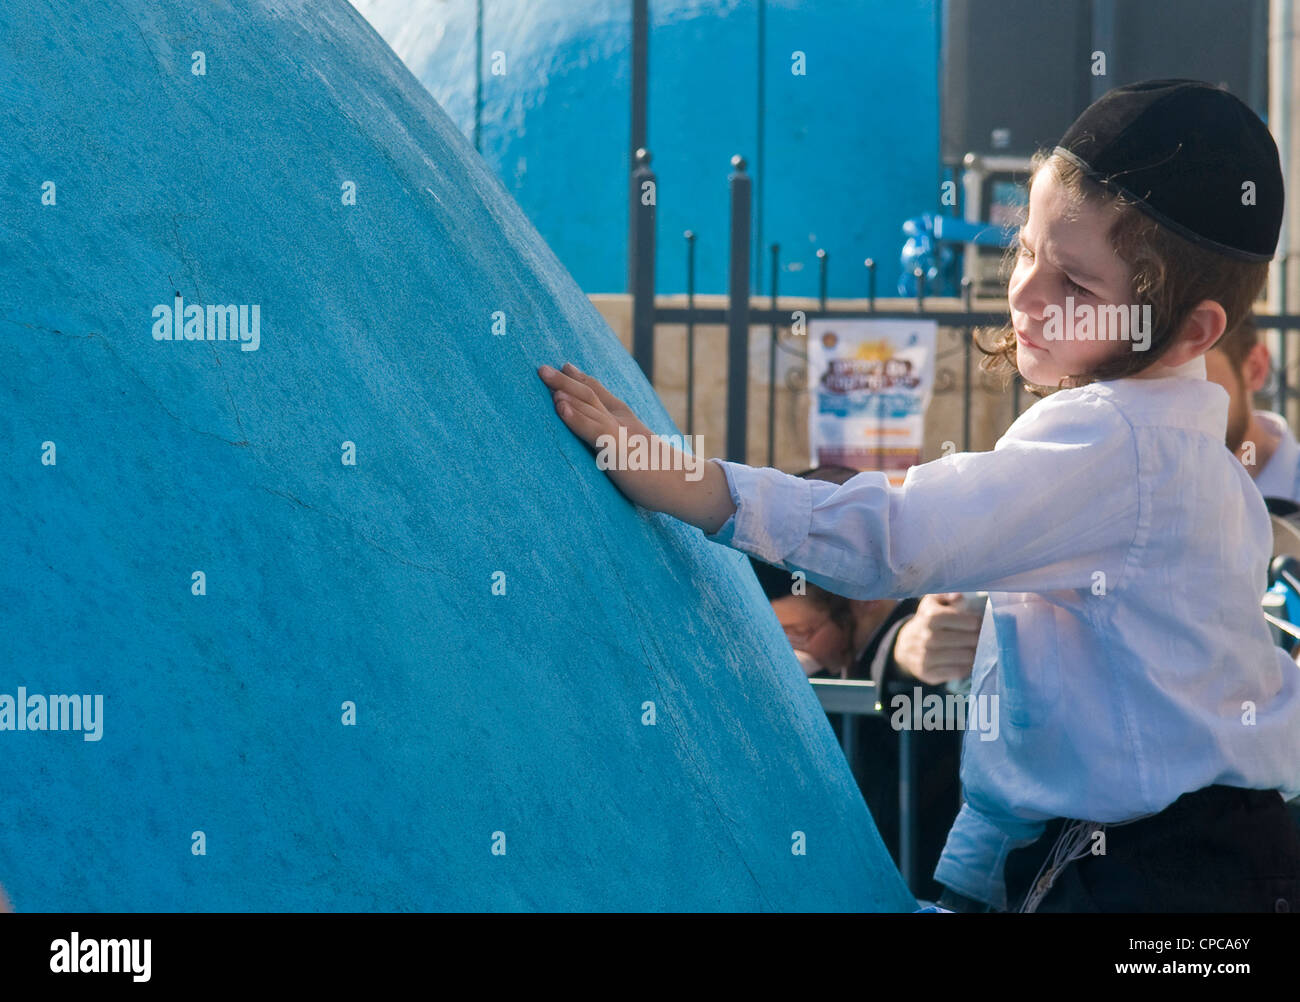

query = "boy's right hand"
537;362;652;450
536;362;736;533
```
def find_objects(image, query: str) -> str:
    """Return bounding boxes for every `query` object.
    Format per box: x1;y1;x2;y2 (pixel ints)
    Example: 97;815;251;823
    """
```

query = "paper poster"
807;319;937;486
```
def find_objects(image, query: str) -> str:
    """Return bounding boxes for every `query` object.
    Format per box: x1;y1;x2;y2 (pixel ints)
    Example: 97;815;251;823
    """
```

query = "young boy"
539;80;1300;912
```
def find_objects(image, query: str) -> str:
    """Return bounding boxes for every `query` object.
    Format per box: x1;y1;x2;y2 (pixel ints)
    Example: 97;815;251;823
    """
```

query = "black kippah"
1054;79;1283;261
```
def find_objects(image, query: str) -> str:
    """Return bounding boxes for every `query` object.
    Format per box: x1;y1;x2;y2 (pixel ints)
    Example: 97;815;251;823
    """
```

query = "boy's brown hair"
978;150;1270;395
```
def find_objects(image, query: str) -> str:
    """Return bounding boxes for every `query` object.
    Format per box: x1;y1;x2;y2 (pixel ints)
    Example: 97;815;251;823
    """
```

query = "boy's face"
1009;164;1136;385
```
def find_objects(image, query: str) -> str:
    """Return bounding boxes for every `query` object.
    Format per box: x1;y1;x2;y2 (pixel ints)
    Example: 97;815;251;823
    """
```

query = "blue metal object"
898;213;1014;297
1265;556;1300;653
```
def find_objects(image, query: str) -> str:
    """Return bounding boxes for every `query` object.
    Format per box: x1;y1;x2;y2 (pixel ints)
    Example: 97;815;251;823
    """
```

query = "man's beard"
1226;382;1251;455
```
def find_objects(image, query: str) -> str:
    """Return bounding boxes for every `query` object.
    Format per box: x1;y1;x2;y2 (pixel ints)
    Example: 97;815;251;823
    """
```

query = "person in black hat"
538;79;1300;913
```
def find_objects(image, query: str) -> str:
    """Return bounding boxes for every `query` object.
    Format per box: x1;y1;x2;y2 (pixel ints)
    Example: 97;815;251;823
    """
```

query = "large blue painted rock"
0;0;914;911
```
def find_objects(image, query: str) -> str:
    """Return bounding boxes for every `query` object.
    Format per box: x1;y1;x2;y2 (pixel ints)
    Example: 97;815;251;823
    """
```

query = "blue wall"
355;0;942;298
0;0;915;911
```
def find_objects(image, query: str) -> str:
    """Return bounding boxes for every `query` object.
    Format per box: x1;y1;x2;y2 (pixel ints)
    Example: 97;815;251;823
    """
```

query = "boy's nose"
1009;266;1049;322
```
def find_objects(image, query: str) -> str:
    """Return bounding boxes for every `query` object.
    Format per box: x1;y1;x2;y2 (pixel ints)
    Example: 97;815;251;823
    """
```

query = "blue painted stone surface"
0;0;915;911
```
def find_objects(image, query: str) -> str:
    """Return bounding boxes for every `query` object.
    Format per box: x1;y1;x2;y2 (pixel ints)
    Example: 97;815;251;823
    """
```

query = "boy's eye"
1065;276;1093;297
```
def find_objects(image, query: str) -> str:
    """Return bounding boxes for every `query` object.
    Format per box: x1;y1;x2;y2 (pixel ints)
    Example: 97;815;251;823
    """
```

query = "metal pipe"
755;0;766;295
768;243;780;468
685;230;696;440
726;155;752;463
899;726;916;893
962;277;973;451
630;0;648;166
629;148;656;380
1271;0;1295;415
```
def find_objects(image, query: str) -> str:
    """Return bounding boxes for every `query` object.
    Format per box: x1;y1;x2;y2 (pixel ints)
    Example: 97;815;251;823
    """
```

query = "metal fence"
630;149;1300;460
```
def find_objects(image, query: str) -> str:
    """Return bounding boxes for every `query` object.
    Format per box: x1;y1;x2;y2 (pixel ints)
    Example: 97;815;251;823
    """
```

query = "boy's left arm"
702;391;1139;600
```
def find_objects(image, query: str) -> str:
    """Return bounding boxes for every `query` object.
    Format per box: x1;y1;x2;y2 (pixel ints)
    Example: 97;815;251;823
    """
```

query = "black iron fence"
628;148;1300;466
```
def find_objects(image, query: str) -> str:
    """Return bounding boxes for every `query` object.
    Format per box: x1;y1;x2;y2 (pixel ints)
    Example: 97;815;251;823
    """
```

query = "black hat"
1054;79;1284;261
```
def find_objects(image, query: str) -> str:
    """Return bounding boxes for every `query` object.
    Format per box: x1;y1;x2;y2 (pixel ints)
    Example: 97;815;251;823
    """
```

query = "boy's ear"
1243;340;1272;394
1169;299;1228;364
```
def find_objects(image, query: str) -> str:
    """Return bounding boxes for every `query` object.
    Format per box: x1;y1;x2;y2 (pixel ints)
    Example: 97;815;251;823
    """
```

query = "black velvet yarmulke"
1054;79;1283;261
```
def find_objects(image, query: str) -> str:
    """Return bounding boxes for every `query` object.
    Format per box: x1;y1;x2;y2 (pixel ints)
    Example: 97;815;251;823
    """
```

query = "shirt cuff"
701;459;740;547
933;802;1044;911
700;459;814;566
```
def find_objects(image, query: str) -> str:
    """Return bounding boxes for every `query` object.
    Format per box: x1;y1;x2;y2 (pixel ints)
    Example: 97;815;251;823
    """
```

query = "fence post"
629;148;656;382
768;243;780;468
962;277;973;452
685;230;697;440
630;0;647;164
899;727;918;894
726;155;752;463
1279;254;1290;415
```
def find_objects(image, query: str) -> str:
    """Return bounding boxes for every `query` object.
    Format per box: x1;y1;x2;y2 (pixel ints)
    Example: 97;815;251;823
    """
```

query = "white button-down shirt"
703;371;1300;908
1252;409;1300;504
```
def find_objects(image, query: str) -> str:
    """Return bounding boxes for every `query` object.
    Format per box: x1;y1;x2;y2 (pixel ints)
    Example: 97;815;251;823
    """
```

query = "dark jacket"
820;598;963;902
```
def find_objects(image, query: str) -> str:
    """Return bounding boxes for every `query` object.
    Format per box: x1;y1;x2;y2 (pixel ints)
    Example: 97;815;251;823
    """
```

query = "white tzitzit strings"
1019;818;1102;913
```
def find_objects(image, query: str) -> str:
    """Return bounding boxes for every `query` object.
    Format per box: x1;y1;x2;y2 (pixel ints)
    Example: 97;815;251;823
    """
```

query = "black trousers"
939;785;1300;913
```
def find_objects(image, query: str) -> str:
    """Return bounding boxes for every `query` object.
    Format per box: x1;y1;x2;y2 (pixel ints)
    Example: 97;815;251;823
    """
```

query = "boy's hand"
537;362;651;449
536;362;736;533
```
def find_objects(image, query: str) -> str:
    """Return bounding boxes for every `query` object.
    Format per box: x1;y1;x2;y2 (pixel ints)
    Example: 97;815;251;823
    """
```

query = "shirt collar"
1158;354;1207;380
1077;369;1229;439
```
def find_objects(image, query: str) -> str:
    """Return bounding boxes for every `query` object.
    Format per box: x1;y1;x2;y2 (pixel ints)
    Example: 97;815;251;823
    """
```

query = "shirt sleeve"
702;388;1139;600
